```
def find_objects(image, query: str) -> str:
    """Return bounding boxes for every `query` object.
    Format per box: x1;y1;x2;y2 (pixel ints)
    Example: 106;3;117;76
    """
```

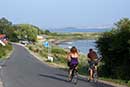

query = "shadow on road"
55;73;115;87
39;73;115;87
38;73;115;87
55;73;88;82
38;73;68;83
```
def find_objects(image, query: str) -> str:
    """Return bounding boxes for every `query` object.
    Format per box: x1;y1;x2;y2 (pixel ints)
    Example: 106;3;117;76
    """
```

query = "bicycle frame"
69;65;78;84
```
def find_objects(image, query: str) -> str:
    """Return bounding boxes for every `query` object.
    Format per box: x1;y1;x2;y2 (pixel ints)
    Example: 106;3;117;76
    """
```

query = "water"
53;28;108;54
58;40;97;54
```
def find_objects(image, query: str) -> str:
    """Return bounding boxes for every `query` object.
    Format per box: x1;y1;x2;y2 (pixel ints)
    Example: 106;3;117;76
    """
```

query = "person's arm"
77;53;79;61
66;52;71;61
94;51;98;59
87;53;91;61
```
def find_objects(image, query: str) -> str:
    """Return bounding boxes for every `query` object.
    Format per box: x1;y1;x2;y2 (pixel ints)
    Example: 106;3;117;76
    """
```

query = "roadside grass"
27;42;88;70
99;77;130;87
128;80;130;87
0;43;13;60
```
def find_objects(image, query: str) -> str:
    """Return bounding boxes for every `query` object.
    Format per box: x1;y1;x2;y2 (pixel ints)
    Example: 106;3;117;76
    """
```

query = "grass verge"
99;77;130;87
0;43;13;60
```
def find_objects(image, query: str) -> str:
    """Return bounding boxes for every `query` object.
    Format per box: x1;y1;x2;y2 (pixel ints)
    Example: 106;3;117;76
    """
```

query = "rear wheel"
72;69;78;84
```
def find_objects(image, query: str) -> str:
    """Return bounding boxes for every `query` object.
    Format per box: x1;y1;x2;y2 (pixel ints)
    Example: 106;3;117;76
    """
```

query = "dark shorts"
88;60;97;69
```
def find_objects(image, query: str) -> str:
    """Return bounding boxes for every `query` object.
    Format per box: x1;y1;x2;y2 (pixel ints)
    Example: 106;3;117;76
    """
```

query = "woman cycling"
66;46;79;81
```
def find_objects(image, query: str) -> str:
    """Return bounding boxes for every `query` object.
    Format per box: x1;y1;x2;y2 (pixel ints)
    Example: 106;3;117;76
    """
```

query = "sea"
58;40;97;54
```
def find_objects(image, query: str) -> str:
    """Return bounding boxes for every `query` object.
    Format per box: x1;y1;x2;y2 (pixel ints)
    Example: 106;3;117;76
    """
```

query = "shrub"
128;80;130;87
96;18;130;80
0;44;12;59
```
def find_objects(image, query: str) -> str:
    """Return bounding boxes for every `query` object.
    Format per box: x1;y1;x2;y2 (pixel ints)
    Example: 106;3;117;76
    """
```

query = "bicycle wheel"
72;70;78;84
93;70;98;82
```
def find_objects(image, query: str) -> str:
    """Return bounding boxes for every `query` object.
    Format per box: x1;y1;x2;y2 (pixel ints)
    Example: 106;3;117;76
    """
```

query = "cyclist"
66;46;79;81
87;48;98;81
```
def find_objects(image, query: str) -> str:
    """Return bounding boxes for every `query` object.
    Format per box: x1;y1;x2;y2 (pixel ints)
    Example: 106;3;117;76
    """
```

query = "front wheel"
93;70;98;82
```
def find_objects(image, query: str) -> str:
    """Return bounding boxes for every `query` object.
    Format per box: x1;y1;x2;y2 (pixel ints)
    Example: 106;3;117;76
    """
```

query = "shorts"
88;60;96;69
68;58;78;69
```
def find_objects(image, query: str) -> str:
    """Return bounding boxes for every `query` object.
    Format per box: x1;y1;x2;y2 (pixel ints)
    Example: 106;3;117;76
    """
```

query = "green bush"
128;80;130;87
0;44;12;59
52;47;67;55
0;51;5;58
78;64;88;75
96;18;130;81
28;45;33;51
39;51;48;58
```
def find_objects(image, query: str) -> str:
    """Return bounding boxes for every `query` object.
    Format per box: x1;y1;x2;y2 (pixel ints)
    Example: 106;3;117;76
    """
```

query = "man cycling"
87;48;98;81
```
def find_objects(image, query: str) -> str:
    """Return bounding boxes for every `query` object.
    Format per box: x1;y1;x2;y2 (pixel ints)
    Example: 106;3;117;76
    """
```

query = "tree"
14;24;38;42
96;18;130;81
0;17;45;42
44;30;50;35
0;17;16;42
0;17;12;34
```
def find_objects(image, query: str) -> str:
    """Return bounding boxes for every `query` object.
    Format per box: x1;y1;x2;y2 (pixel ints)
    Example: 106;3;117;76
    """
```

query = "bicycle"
88;57;102;82
69;65;78;85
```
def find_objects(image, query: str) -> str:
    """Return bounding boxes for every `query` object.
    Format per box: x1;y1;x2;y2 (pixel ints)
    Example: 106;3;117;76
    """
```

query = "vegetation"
100;77;130;87
96;18;130;84
27;43;67;64
47;32;101;40
0;43;13;59
27;43;88;74
0;17;45;42
0;17;14;41
13;24;39;42
0;17;45;59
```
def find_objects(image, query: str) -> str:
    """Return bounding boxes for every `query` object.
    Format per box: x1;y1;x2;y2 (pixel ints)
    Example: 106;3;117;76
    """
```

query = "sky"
0;0;130;29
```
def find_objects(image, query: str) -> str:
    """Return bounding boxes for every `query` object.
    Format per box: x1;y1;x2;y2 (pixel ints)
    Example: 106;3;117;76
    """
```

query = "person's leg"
89;69;93;80
88;62;94;81
75;64;78;72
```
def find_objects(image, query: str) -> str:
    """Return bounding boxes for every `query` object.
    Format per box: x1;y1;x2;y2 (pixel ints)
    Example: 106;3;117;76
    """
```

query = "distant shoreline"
48;28;112;33
49;32;100;45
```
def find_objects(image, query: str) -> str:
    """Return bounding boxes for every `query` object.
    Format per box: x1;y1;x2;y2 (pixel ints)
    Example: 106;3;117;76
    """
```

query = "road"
0;44;114;87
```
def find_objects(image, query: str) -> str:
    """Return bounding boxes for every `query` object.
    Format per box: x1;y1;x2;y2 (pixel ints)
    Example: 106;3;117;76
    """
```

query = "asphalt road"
0;44;114;87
